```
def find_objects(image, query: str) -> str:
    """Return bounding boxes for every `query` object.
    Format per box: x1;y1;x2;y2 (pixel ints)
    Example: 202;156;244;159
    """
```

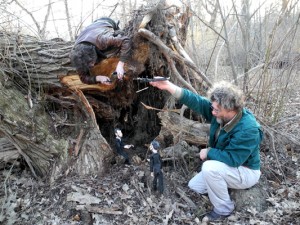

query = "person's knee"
188;179;207;194
202;160;223;178
188;179;195;190
188;178;200;192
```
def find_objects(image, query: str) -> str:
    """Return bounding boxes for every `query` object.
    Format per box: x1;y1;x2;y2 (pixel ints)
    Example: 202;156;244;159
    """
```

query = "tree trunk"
157;111;210;146
0;0;212;180
0;81;67;178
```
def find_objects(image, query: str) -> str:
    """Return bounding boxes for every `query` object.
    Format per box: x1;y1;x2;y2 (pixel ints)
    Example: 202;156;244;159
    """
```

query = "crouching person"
150;79;263;222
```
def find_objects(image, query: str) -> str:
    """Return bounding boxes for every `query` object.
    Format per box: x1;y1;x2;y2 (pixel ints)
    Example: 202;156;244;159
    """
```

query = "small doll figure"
114;128;134;165
149;140;163;194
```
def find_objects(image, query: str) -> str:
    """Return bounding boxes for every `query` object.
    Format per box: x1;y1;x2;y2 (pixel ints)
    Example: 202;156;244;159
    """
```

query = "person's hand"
199;148;210;161
124;144;134;149
96;75;111;84
115;61;125;79
149;77;179;95
149;76;170;90
151;172;154;177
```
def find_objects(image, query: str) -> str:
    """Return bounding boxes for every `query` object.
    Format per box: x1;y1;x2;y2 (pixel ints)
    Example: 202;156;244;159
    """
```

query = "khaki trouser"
188;160;261;215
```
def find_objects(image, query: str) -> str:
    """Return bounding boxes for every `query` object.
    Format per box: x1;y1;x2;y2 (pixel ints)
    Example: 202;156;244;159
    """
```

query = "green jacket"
179;89;263;170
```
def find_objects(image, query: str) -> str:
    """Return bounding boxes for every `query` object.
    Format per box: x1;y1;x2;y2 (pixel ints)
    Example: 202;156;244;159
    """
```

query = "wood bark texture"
157;111;210;146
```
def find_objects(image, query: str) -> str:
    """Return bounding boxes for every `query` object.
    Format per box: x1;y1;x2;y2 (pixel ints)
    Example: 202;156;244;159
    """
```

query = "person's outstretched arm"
149;78;182;99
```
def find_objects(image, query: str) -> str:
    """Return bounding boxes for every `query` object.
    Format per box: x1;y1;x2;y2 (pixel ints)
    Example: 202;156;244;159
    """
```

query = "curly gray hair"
207;81;244;111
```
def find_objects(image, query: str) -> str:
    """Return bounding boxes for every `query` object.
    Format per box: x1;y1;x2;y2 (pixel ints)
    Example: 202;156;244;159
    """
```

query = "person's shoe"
202;210;230;222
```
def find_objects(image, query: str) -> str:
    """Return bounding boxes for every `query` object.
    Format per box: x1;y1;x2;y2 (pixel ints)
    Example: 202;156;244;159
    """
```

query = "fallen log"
0;0;213;180
157;111;210;146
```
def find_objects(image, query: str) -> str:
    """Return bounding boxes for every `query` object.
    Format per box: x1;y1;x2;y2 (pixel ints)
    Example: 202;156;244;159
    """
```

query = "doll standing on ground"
114;128;134;165
149;140;163;194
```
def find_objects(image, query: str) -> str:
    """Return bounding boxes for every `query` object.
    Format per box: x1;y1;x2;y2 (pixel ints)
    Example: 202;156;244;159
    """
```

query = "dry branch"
85;206;123;215
138;28;212;88
175;187;197;209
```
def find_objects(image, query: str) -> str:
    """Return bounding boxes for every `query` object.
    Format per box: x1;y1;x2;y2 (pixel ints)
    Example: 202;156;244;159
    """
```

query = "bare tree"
63;0;74;41
232;0;251;92
12;0;52;39
204;0;219;29
216;0;239;85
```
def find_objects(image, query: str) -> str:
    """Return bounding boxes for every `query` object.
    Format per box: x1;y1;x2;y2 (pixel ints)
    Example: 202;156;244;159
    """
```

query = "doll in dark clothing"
149;140;163;194
114;128;134;165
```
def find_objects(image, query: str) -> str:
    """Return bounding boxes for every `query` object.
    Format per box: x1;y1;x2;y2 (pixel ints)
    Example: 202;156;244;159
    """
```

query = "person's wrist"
95;76;102;83
96;75;109;83
206;147;211;157
170;84;182;99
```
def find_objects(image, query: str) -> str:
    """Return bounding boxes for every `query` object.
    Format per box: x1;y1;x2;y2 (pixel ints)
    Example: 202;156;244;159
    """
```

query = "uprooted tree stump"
0;0;210;180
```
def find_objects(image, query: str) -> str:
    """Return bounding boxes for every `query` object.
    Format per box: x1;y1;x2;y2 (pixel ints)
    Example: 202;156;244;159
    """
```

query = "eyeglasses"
210;105;220;113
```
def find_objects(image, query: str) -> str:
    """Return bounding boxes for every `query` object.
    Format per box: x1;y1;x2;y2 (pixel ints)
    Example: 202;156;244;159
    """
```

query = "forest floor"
0;88;299;225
